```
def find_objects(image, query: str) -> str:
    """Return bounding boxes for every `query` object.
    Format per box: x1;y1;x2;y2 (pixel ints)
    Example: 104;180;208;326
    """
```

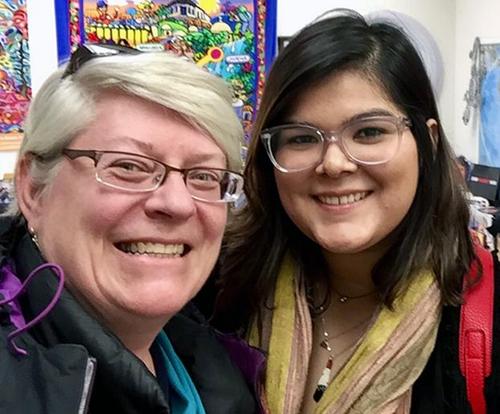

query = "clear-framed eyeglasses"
260;115;412;173
62;149;244;204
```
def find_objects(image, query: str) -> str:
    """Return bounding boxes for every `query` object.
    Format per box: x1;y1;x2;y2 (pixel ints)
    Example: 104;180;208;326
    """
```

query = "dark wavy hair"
214;10;474;331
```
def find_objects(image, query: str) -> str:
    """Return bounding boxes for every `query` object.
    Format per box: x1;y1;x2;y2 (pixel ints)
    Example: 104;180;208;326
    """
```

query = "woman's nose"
315;139;358;177
144;172;196;219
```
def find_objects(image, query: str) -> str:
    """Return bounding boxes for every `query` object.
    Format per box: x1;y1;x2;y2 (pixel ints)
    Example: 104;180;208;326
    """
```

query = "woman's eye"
284;134;319;145
190;170;221;182
350;126;394;144
111;160;149;172
355;127;384;138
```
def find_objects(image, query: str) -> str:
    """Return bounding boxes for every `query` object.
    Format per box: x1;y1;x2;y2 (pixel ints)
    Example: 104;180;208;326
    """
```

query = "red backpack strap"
459;245;494;414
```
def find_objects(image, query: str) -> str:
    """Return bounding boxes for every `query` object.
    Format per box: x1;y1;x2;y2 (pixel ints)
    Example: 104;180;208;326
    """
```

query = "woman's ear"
426;118;439;150
15;154;44;228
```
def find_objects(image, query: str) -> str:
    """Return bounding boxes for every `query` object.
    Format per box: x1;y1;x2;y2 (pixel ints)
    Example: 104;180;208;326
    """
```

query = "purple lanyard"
0;262;65;356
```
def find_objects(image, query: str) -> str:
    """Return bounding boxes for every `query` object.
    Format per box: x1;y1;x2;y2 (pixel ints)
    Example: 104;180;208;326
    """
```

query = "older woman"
0;45;258;413
213;9;500;414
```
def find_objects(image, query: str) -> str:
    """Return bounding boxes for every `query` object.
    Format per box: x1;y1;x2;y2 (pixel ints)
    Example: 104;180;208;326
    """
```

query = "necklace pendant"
319;339;331;352
313;384;326;402
339;296;348;303
313;356;333;402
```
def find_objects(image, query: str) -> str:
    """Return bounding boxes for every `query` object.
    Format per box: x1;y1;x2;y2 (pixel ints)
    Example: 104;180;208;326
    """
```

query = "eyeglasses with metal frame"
62;149;245;204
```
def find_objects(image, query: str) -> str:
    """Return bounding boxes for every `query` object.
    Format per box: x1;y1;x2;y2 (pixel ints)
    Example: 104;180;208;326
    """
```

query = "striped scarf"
249;253;441;414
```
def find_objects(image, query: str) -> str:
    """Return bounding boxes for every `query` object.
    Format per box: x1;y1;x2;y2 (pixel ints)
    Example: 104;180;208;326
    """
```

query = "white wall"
1;149;16;177
28;0;59;93
454;0;500;161
1;0;497;176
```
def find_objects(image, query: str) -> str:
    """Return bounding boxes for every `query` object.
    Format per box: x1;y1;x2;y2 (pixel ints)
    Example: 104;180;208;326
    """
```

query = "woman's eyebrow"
185;152;227;166
287;108;399;129
345;109;399;123
100;136;155;153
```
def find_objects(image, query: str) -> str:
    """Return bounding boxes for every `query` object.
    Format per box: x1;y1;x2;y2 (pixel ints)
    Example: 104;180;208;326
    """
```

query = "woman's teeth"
318;191;368;205
119;242;184;257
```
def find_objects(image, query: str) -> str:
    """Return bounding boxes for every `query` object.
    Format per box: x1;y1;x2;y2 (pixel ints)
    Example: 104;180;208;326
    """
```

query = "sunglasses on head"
62;43;141;79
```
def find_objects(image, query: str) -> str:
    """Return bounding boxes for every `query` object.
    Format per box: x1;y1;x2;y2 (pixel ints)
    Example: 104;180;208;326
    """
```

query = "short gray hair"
9;51;244;215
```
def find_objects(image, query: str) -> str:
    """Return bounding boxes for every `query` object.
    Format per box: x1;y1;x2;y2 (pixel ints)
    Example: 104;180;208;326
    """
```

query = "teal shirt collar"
151;331;206;414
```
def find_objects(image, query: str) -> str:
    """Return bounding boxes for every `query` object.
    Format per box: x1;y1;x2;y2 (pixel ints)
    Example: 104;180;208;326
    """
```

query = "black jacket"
0;216;257;414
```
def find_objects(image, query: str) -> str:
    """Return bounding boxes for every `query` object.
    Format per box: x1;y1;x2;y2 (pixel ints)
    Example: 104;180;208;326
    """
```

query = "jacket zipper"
78;357;97;414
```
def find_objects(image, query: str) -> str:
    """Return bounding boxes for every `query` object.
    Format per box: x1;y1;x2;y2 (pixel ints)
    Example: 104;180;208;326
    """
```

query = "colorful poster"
55;0;277;143
0;0;31;144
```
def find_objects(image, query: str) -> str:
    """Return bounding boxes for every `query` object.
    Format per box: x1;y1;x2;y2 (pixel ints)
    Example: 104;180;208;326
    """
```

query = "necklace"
312;306;372;402
313;309;333;402
331;285;375;303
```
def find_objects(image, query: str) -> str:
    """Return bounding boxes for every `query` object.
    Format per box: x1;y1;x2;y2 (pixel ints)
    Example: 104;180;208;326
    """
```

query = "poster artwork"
0;0;31;137
63;0;274;143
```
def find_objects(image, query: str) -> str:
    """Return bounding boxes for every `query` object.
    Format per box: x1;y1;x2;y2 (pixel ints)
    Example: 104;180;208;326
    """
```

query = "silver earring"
29;226;40;249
